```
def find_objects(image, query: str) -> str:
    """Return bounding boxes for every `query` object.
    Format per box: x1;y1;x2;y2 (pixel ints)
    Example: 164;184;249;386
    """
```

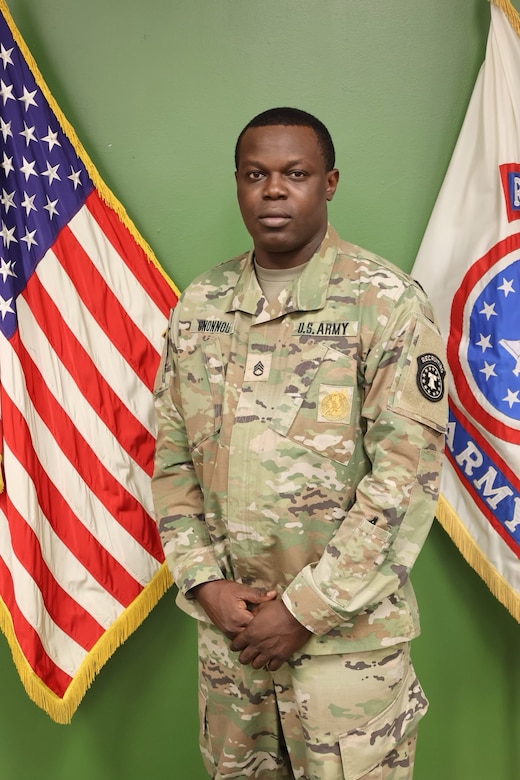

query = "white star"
0;221;17;248
43;196;59;219
498;278;515;297
68;166;82;189
475;334;492;353
19;156;38;181
20;191;36;216
0;188;16;212
41;126;61;151
1;152;13;177
0;79;14;105
19;122;37;146
480;362;497;380
41;161;60;184
20;227;38;251
0;117;12;142
479;301;497;320
0;294;14;319
503;388;520;408
18;85;37;111
0;44;13;69
0;258;16;283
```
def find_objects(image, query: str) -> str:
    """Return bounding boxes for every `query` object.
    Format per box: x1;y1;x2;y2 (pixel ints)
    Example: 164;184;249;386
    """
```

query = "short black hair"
234;107;335;171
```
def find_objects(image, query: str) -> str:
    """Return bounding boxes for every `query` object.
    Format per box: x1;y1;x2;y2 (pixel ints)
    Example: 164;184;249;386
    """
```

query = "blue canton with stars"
468;258;520;422
0;14;94;340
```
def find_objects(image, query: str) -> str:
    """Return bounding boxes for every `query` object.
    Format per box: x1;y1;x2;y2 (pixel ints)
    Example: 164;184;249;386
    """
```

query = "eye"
247;171;265;180
288;170;307;179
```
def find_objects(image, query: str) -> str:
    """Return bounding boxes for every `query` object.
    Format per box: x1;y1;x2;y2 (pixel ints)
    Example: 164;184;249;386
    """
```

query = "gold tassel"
489;0;520;36
436;495;520;623
0;564;173;724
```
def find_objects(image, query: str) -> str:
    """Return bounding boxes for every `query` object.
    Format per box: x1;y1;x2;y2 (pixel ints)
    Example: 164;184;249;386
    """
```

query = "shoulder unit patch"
416;353;446;402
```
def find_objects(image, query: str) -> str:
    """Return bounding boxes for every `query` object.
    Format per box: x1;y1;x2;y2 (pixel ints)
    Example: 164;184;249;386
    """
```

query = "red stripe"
1;378;145;606
0;488;104;650
0;554;72;698
52;223;161;391
85;190;178;320
11;320;163;560
447;401;520;557
23;271;155;476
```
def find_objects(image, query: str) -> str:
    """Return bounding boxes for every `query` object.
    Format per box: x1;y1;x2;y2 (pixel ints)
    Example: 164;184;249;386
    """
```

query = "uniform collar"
227;225;340;320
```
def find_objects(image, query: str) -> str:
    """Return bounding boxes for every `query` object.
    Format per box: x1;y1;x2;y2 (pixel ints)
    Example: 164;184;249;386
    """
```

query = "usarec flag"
412;0;520;621
0;0;178;722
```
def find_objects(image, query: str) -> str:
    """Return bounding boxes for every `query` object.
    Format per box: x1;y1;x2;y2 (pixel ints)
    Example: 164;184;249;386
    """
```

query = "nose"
263;173;287;199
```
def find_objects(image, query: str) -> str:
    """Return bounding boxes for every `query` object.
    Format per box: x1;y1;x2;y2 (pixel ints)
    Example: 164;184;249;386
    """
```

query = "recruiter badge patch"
416;353;446;402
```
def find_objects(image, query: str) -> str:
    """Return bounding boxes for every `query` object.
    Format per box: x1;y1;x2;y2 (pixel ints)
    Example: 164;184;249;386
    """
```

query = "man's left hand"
229;599;311;671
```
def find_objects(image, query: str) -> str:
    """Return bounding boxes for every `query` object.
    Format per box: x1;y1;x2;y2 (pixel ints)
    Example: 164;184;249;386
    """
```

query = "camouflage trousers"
197;622;428;780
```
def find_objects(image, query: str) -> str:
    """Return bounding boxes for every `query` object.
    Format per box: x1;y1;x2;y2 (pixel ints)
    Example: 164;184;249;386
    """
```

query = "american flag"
0;2;178;721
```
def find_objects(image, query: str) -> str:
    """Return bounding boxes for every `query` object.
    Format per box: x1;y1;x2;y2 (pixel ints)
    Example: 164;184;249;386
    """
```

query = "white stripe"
0;507;87;677
35;248;157;436
443;462;520;589
0;332;160;585
68;204;168;353
15;294;155;517
3;443;125;628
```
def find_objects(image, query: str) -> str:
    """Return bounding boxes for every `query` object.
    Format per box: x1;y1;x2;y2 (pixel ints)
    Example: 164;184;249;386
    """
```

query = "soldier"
152;107;448;779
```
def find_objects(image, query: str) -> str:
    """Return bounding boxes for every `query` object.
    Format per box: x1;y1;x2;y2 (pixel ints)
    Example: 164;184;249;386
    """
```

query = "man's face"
235;124;339;268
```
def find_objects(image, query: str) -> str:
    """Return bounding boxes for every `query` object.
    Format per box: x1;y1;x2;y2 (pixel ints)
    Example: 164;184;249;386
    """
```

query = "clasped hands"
193;580;311;671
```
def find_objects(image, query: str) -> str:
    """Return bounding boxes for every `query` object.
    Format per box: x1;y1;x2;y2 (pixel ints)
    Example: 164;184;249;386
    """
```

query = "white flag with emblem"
412;0;520;621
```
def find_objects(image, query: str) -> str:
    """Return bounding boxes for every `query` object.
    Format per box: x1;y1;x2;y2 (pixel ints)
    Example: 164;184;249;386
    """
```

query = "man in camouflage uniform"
152;107;447;779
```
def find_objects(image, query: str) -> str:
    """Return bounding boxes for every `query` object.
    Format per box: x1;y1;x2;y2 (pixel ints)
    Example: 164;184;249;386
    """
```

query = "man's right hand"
192;580;277;639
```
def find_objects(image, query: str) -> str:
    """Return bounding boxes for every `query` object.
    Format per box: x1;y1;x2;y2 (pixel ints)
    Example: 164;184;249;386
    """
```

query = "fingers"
229;632;247;653
239;651;284;672
244;587;278;604
238;646;270;669
250;653;270;670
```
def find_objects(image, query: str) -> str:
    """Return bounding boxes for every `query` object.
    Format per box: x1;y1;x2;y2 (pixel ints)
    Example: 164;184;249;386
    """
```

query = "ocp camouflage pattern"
197;622;426;779
152;226;448;654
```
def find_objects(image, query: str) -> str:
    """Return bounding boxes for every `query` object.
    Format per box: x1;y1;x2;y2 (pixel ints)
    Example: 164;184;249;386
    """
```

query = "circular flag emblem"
448;233;520;442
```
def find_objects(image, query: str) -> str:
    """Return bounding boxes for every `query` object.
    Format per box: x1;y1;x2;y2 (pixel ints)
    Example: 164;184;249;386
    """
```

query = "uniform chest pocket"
269;343;362;464
177;337;225;449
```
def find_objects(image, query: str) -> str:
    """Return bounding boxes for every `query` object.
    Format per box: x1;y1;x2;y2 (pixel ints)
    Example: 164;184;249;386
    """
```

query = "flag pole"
489;0;520;36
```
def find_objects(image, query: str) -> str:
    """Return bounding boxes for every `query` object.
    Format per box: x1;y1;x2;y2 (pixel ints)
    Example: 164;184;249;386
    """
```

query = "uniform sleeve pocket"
338;667;428;780
336;518;392;581
390;315;447;434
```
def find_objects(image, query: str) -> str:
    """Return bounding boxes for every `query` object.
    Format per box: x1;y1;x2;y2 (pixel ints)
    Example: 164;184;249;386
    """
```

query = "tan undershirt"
254;258;307;304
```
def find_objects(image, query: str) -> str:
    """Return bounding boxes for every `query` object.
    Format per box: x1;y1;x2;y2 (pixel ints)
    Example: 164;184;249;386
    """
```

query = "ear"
326;169;339;201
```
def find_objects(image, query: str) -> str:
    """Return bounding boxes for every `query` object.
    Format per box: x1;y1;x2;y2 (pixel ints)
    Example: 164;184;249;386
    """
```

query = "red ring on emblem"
448;232;520;444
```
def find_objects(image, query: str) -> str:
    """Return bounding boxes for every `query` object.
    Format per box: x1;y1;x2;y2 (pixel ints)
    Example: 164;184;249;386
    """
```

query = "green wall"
1;1;519;778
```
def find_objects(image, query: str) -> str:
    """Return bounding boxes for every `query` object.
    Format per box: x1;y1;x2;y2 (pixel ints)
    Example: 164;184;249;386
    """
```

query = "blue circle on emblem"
468;258;520;421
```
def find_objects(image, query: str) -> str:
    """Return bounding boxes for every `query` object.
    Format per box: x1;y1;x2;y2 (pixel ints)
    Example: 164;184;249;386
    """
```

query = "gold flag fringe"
489;0;520;36
0;0;180;299
436;495;520;623
0;563;173;724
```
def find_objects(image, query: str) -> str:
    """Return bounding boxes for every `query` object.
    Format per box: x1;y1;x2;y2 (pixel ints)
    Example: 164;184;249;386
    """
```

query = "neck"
254;232;326;269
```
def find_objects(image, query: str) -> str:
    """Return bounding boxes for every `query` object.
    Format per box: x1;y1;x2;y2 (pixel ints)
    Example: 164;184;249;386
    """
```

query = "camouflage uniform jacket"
152;226;448;654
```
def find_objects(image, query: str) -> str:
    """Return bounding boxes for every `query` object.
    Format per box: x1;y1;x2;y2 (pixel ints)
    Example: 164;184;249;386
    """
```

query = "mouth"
258;212;291;228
